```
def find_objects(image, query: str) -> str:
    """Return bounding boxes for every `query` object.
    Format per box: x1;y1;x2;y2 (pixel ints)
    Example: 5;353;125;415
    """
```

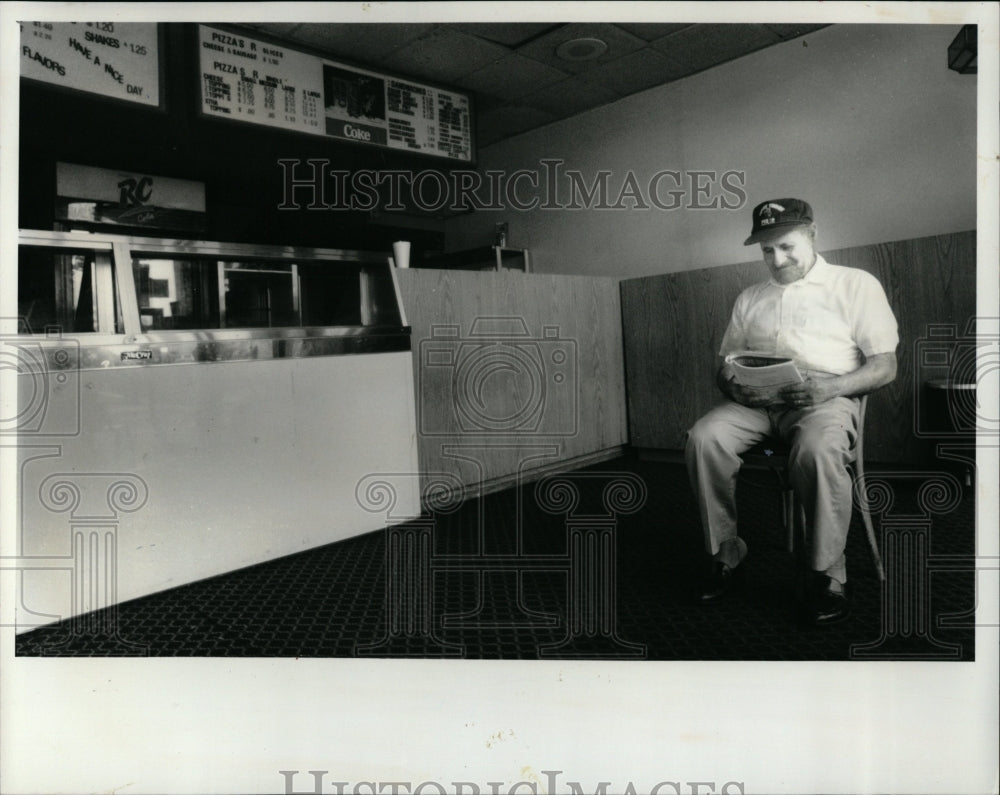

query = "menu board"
198;25;473;162
20;22;161;107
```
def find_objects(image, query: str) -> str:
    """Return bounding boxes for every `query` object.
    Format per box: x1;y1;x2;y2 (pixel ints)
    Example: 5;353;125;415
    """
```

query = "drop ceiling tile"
476;104;559;146
516;22;647;74
518;77;620;119
650;23;783;74
477;129;505;148
613;23;696;41
452;23;561;47
578;47;689;95
457;54;569;102
228;22;813;148
269;23;434;63
379;27;511;85
473;93;506;113
763;23;831;41
242;23;307;38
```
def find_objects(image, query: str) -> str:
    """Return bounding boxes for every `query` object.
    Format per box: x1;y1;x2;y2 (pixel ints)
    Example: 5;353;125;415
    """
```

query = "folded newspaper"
724;351;804;388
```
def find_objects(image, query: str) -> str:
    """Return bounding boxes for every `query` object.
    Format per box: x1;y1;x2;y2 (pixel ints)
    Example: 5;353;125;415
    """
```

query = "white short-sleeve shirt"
718;255;899;375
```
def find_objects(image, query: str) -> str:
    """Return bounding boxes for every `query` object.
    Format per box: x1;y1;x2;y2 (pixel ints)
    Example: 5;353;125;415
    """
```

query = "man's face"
759;227;817;285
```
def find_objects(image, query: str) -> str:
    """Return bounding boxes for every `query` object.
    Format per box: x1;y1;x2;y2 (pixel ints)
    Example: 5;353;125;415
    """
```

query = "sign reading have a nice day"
198;25;473;162
20;21;161;107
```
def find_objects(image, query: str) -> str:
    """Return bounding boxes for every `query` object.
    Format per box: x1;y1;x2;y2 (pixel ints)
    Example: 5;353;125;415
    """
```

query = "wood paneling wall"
396;269;627;492
621;231;976;463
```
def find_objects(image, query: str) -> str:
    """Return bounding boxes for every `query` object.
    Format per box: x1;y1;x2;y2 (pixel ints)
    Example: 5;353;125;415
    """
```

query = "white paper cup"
392;240;411;269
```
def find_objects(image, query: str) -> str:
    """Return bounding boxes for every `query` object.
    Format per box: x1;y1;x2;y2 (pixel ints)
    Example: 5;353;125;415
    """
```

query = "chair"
740;394;885;581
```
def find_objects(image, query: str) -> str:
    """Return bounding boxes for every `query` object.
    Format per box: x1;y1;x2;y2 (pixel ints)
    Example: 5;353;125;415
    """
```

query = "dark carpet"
15;455;977;659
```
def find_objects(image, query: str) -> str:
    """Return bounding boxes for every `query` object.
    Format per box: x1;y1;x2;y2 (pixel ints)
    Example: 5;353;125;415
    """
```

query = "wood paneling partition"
621;231;976;464
396;269;627;494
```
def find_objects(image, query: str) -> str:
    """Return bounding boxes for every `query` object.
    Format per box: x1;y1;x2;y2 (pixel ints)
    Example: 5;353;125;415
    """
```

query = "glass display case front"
15;230;410;364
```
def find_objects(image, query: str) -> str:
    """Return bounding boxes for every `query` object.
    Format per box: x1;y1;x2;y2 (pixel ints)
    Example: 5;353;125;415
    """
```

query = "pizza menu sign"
20;21;161;107
198;25;473;162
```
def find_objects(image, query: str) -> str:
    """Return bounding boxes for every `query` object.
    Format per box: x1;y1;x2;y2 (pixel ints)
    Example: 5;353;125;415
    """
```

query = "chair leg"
782;489;795;552
789;477;885;582
860;494;885;582
777;464;882;580
855;472;886;582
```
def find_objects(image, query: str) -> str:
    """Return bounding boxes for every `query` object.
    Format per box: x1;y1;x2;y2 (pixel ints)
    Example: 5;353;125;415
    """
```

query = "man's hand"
779;352;897;408
717;362;784;407
715;352;896;411
731;382;785;408
779;377;837;409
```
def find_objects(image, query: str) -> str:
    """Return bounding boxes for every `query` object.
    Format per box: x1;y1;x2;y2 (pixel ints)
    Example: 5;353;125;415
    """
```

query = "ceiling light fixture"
555;37;609;62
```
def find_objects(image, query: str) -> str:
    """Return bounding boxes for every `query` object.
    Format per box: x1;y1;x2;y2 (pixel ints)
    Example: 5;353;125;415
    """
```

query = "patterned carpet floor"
15;455;977;660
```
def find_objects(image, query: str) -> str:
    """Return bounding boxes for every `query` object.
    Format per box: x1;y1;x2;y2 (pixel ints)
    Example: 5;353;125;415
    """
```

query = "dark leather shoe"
807;576;850;625
698;560;744;602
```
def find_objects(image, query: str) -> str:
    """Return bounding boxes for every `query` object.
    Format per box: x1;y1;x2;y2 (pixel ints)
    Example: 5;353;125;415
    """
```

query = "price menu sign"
198;25;473;162
20;22;161;107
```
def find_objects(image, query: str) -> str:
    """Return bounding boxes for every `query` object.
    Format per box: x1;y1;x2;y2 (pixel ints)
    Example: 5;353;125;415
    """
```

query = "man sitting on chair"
685;198;898;624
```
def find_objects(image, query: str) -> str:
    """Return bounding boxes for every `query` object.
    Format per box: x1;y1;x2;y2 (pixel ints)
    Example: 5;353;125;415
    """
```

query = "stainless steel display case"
9;229;421;634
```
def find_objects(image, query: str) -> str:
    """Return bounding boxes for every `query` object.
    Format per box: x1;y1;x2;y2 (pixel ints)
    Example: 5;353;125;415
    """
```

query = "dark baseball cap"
743;198;814;245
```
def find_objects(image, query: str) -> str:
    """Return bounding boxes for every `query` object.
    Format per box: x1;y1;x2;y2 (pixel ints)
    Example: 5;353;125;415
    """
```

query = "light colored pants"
684;397;860;579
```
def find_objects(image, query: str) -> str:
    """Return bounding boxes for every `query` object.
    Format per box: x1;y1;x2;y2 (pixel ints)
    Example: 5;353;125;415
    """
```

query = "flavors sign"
20;22;161;107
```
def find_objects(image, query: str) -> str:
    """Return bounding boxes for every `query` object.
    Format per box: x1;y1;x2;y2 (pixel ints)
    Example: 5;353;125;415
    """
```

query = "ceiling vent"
555;37;609;62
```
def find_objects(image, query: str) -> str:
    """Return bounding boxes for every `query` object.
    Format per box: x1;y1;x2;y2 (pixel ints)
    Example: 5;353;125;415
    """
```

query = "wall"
444;24;977;277
620;230;976;464
395;269;627;494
